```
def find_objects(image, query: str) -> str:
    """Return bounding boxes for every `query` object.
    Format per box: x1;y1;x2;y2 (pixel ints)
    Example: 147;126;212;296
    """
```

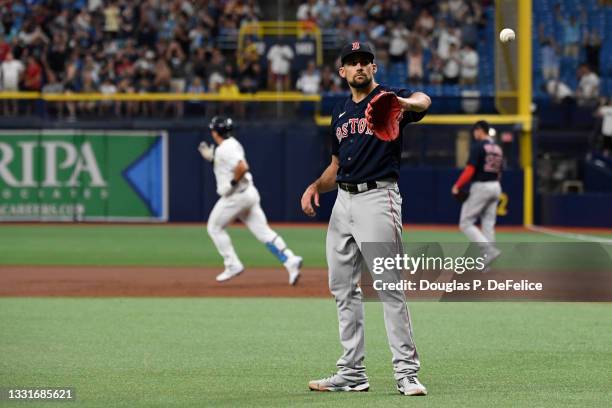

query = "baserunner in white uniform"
198;116;302;285
452;120;503;263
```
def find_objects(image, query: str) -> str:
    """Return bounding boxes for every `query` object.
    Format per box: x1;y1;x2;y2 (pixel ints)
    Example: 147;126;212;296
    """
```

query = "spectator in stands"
239;59;264;94
388;21;410;64
350;4;370;30
469;0;486;29
349;28;369;45
443;42;461;85
63;54;80;121
380;0;414;23
134;49;155;77
41;71;65;118
23;55;42;92
79;71;97;115
266;43;294;91
44;30;70;75
1;51;24;116
82;55;101;85
192;48;208;81
116;77;137;117
557;13;581;59
17;20;49;49
320;65;341;93
99;77;117;116
186;76;206;114
540;38;560;80
434;20;458;61
187;76;206;94
296;60;321;95
241;38;260;66
136;70;153;117
461;15;478;48
218;76;244;117
459;43;478;85
207;48;226;93
333;0;352;23
407;38;424;85
104;0;121;38
545;78;574;104
154;57;171;90
367;20;388;49
415;9;435;36
0;36;10;61
449;0;470;21
576;64;600;107
427;54;445;85
332;20;349;49
314;0;336;28
167;42;188;117
297;0;318;22
41;72;63;95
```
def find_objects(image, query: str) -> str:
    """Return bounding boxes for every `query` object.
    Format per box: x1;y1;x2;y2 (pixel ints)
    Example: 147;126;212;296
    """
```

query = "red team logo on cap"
351;42;360;50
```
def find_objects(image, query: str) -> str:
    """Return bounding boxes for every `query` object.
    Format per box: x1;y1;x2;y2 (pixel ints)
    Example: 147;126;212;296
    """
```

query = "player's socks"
265;235;295;264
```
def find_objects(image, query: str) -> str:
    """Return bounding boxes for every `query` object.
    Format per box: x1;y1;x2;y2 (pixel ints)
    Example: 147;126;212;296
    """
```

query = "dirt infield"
2;265;610;300
0;266;331;297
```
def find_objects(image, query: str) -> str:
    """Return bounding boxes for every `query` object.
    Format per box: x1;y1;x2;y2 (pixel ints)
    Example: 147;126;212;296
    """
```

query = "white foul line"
527;225;612;244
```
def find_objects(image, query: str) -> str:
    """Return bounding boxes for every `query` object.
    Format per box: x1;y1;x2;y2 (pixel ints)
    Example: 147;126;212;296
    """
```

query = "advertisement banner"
0;130;168;222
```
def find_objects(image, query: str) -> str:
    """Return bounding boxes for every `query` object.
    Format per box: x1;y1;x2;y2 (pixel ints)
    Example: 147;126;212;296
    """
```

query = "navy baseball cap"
472;120;490;133
340;42;375;65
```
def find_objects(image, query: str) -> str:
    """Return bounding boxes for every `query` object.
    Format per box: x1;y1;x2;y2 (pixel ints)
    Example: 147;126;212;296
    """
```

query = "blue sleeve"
394;88;428;127
467;143;483;167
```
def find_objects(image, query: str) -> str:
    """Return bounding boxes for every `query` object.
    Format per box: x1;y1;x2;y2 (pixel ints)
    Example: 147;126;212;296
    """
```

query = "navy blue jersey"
467;139;503;182
330;84;426;183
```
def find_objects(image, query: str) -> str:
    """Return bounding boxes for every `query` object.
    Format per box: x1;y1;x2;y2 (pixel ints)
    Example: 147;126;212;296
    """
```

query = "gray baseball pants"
459;181;502;253
326;183;419;383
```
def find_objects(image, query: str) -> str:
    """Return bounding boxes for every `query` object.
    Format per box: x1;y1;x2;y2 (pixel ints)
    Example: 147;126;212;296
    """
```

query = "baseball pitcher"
452;120;503;264
301;42;431;396
199;116;302;284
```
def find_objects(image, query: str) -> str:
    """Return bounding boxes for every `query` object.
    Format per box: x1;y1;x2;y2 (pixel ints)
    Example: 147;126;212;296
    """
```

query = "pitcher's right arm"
301;155;339;217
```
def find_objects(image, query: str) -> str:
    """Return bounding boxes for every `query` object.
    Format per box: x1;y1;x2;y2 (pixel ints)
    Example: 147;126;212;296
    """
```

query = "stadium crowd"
539;4;602;107
0;0;607;119
0;0;261;117
297;0;490;91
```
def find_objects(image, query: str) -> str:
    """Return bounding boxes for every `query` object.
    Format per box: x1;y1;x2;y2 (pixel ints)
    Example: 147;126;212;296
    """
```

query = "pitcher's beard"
349;76;372;89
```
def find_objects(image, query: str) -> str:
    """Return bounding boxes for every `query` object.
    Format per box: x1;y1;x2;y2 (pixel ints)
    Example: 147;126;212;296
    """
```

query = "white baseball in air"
499;28;515;43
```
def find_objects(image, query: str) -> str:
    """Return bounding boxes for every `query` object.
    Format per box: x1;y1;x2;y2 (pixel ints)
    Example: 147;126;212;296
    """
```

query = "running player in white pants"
198;116;302;284
452;120;503;263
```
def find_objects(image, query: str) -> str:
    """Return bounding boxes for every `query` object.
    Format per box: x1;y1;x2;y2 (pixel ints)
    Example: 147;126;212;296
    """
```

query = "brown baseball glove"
365;91;404;142
452;189;470;203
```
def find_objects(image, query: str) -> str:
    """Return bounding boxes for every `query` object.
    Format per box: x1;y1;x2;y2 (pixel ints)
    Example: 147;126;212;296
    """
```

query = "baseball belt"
338;179;396;194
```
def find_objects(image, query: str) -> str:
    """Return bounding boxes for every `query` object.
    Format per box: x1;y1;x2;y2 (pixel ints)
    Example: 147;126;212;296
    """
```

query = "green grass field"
1;225;611;407
1;300;611;407
1;224;606;267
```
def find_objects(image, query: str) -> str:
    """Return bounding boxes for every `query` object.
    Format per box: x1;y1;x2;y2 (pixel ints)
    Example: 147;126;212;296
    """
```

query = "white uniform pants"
207;185;277;270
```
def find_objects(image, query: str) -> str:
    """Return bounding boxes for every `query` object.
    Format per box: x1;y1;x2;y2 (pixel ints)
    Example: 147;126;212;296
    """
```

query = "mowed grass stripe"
0;225;600;267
